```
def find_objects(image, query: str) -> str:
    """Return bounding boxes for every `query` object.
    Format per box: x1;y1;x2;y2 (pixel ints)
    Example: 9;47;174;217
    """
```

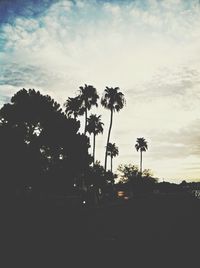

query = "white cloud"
1;0;200;181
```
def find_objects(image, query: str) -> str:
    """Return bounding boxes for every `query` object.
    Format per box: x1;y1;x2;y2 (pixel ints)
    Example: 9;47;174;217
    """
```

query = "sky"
1;0;200;182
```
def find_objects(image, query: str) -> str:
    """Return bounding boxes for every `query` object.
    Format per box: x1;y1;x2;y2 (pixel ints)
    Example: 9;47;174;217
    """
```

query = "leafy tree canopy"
86;161;116;189
0;89;91;193
118;164;157;184
118;164;140;182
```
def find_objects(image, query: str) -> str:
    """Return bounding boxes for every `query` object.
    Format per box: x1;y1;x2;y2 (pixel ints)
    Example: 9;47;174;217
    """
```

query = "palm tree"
107;142;119;173
64;96;84;119
86;114;104;164
78;84;99;134
101;87;125;171
135;137;148;173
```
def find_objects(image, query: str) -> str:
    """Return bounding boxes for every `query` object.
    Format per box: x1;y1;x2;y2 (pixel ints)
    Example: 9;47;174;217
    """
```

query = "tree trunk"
93;133;96;166
84;109;87;135
140;149;142;174
105;108;113;171
111;156;113;173
83;109;88;191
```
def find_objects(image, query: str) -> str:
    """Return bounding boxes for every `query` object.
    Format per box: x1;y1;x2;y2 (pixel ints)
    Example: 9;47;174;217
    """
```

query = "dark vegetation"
1;87;200;242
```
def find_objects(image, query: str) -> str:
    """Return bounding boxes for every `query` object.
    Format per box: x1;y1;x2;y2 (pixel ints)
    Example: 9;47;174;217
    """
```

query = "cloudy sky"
1;0;200;182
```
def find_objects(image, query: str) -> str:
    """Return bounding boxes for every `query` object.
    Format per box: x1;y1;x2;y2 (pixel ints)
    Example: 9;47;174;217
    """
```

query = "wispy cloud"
1;0;200;181
151;119;200;158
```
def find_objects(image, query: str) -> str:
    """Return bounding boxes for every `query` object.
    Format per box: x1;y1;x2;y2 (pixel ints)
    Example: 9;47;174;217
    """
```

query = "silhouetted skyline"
1;0;200;182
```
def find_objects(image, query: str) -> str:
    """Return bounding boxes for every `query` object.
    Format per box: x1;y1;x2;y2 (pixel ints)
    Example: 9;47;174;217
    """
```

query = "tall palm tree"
78;84;99;134
101;87;125;171
107;142;119;173
86;114;104;164
135;137;148;173
64;96;84;119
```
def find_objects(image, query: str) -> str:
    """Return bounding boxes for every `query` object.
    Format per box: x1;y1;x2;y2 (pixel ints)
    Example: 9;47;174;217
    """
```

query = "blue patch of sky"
0;0;145;26
0;0;57;24
0;0;199;50
1;0;199;24
0;0;46;49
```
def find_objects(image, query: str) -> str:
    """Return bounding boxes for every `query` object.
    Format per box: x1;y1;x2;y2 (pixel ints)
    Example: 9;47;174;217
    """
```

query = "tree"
86;114;104;165
118;164;139;183
107;142;119;173
142;169;157;184
117;163;141;193
85;161;110;204
64;96;84;119
0;122;30;197
101;87;125;171
0;88;91;195
78;84;99;134
142;169;153;178
117;163;156;194
135;137;148;173
86;161;107;189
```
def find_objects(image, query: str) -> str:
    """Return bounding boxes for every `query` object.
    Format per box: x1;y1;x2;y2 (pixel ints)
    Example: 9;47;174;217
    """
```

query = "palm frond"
86;114;104;135
107;142;119;157
135;137;148;152
101;86;125;112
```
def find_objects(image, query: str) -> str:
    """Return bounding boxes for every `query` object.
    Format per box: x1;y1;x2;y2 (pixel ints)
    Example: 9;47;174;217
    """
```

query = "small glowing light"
83;201;86;204
118;191;125;197
124;196;129;200
90;184;94;187
73;183;76;187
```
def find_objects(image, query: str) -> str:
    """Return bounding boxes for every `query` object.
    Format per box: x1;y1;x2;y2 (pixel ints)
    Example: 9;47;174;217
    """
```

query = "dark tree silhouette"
0;123;30;198
135;137;148;173
118;164;139;183
142;169;153;178
0;88;91;196
86;114;104;165
64;96;84;119
78;84;99;134
107;142;119;173
101;87;125;171
117;163;156;194
86;161;116;204
85;161;107;204
118;163;139;176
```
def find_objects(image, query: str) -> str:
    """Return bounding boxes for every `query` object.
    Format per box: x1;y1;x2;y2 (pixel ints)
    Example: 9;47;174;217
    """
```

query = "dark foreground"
2;194;200;244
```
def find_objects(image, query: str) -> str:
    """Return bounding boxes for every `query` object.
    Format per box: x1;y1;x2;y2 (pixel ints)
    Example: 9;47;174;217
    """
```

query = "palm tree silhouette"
64;96;84;119
86;114;104;165
107;142;119;173
101;87;125;171
135;137;148;173
78;84;99;134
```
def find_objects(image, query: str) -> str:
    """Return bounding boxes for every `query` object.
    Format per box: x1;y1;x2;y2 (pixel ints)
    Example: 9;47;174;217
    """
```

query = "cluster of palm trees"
65;84;148;174
64;84;125;171
86;114;103;164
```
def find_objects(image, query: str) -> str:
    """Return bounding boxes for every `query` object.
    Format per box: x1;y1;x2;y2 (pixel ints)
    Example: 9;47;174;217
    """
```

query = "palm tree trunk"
111;156;113;173
140;149;142;174
83;109;88;191
93;133;95;166
105;108;113;171
84;109;87;134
